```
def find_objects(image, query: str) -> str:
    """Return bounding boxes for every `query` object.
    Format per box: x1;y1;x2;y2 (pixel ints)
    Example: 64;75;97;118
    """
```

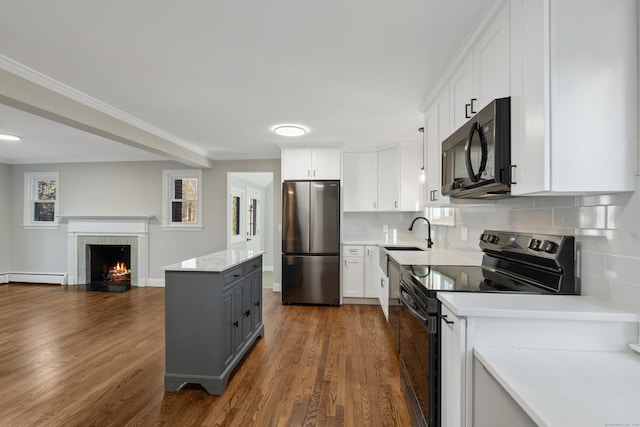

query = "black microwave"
441;97;511;199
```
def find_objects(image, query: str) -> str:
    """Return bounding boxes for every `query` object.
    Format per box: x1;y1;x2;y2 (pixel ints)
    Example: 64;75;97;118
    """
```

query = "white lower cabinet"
438;295;638;427
342;246;364;298
364;246;379;298
440;305;466;427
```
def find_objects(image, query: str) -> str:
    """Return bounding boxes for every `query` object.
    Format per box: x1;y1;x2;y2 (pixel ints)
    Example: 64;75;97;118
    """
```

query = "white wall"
6;159;282;285
0;163;11;273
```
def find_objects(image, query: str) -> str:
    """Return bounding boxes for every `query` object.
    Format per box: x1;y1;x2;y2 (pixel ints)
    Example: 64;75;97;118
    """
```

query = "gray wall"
0;163;10;272
5;159;282;285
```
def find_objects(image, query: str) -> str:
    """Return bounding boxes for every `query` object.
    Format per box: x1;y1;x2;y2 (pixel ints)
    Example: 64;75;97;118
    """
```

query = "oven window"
399;285;436;426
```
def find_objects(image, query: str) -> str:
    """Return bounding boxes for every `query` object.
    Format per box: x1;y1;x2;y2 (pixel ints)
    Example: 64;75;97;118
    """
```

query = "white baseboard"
272;282;281;292
263;265;274;272
146;278;165;288
5;272;67;285
0;273;8;284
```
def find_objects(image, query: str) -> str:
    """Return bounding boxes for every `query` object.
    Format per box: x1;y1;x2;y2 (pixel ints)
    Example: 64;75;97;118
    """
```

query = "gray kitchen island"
163;250;264;395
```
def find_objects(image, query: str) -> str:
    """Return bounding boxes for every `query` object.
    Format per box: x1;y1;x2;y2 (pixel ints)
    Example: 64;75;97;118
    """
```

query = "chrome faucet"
408;216;433;249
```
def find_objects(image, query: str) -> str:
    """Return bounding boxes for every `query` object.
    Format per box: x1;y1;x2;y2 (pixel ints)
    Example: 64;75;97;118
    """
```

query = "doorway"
226;172;274;273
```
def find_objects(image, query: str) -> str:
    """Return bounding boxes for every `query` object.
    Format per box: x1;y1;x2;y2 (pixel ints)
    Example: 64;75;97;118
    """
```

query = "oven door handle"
399;286;428;325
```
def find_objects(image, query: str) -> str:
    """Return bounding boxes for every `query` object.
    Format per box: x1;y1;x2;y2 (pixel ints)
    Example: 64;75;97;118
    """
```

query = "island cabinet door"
222;288;235;369
233;284;245;354
242;280;253;342
250;271;262;332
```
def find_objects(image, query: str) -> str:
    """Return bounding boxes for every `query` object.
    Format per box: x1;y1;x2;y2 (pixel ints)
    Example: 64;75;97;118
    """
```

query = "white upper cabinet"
424;86;451;206
343;152;378;211
281;148;341;180
510;0;637;195
377;143;423;212
450;56;475;131
450;3;511;131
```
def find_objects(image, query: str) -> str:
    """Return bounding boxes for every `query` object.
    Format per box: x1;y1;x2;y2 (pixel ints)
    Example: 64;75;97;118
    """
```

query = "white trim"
162;169;203;229
272;282;282;292
0;55;208;157
146;278;165;288
4;272;67;285
23;171;59;228
262;265;274;272
66;217;150;286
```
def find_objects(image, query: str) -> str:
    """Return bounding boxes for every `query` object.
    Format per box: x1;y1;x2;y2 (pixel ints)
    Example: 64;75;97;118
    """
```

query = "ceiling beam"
0;68;213;168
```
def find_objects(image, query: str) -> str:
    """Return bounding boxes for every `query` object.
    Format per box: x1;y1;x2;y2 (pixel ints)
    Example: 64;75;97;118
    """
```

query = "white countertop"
437;293;640;322
163;250;264;272
474;347;640;427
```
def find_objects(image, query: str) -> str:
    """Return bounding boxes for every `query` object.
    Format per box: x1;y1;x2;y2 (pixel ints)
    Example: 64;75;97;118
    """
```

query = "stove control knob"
486;234;499;244
479;233;486;242
528;239;542;251
541;240;557;254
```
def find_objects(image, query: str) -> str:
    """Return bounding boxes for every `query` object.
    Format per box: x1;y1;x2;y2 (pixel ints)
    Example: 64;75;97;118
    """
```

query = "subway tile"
553;206;606;229
579;274;612;301
578;193;631;207
577;230;640;259
516;209;553;227
533;196;576;209
579;250;606;278
605;254;640;286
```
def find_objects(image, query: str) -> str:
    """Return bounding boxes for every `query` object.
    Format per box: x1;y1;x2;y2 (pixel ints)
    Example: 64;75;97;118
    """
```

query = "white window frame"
23;172;59;229
162;169;203;230
229;187;245;244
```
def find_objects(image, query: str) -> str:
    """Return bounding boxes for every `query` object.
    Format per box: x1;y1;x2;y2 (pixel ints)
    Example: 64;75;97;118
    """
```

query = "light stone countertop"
163;250;264;272
437;292;640;322
474;347;640;427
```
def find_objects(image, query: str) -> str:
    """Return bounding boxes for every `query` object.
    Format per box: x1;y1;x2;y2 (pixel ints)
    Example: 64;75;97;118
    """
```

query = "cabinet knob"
255;301;260;307
244;309;251;317
233;321;239;327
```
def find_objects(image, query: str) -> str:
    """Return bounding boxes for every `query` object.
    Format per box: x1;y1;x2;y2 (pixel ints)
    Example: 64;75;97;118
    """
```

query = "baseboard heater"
1;272;67;285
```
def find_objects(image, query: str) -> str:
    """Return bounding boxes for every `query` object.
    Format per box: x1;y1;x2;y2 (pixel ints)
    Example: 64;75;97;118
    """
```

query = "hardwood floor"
0;283;411;426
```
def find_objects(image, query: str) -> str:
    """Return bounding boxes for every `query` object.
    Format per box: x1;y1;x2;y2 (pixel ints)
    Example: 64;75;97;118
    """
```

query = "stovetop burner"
403;230;577;299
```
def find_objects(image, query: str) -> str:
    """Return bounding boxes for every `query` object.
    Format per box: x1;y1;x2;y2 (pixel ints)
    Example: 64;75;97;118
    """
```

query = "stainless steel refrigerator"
282;180;340;305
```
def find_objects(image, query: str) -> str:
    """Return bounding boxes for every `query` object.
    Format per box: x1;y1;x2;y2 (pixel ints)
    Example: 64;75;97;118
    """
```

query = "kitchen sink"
383;246;425;251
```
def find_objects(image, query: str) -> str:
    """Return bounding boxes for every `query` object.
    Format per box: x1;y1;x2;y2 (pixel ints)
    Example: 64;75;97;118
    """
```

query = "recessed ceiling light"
273;125;307;137
0;133;21;142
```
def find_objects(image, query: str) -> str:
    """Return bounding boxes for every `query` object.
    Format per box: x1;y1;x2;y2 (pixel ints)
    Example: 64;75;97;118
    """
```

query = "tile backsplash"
441;177;640;313
343;177;640;313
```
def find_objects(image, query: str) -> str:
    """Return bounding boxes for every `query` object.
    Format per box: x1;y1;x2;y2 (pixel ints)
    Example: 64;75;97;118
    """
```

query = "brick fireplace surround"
65;216;151;286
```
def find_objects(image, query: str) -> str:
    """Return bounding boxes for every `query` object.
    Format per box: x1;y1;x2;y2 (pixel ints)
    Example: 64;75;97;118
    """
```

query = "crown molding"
0;55;209;158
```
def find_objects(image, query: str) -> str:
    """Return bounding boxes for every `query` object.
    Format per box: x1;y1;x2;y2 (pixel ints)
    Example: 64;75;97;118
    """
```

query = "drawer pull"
234;274;241;278
255;301;260;307
233;321;239;327
441;314;454;325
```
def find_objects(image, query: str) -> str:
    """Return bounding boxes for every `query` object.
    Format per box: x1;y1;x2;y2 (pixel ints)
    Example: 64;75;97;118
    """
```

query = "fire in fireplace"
86;244;132;292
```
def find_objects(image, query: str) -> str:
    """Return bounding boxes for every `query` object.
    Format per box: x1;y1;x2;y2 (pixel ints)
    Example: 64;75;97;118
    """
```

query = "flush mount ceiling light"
273;125;307;137
0;133;21;142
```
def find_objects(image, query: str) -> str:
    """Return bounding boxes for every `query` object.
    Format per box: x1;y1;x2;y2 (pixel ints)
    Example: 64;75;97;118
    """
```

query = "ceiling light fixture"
273;125;307;137
0;133;21;142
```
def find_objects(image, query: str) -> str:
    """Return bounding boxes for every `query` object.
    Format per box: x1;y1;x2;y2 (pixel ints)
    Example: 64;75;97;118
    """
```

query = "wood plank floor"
0;283;411;426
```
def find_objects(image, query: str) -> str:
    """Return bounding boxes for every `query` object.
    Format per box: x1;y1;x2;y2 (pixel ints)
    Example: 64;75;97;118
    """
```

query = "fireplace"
65;216;151;287
86;244;132;292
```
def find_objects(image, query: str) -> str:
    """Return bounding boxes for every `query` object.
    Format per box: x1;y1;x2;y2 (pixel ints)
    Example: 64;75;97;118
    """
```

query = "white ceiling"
0;0;492;165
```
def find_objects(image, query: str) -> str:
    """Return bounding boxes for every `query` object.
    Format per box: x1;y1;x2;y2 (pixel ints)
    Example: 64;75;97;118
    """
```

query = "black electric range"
403;229;577;301
398;230;577;427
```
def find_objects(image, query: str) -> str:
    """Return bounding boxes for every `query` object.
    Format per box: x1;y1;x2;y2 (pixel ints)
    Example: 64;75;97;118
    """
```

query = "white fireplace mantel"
64;216;153;286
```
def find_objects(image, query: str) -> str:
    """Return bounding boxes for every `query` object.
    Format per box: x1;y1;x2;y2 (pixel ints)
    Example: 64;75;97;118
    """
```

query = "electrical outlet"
383;224;388;232
461;226;469;241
